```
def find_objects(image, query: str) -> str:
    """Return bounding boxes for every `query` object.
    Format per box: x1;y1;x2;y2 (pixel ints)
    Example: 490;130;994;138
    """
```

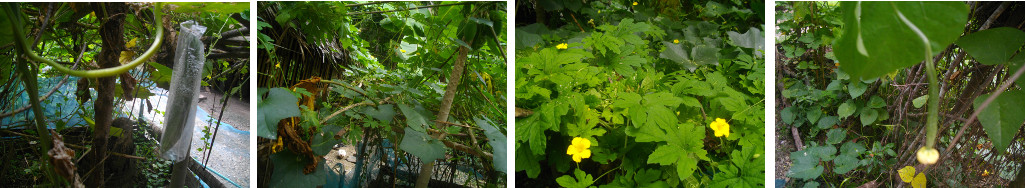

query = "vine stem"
892;2;939;149
4;2;163;78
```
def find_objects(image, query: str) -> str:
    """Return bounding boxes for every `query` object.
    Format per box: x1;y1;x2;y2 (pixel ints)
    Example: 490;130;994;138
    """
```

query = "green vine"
3;2;164;78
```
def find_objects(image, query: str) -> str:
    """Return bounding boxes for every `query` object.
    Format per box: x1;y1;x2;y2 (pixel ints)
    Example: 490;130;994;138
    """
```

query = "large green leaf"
831;154;859;174
555;169;595;188
826;129;846;145
955;27;1025;65
973;90;1025;153
257;88;300;139
781;107;796;125
399;127;447;163
817;116;839;129
848;81;867;99
860;108;879;126
838;101;856;120
727;27;765;58
398;104;430;132
647;123;707;180
269;150;327;188
834;2;969;80
788;149;824;180
364;104;396;123
311;125;344;156
476;117;507;173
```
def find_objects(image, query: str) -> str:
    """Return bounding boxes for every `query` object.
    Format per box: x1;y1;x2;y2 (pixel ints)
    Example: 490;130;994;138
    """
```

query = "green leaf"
838;102;856;120
973;90;1025;153
834;2;969;80
399;127;447;163
832;154;859;174
398;104;430;132
808;145;837;161
817;116;839;129
868;96;886;108
860;108;879;126
787;149;824;180
556;169;595;188
912;95;929;108
848;81;867;99
0;4;15;46
269;150;327;188
955;27;1025;65
826;129;847;145
147;62;174;87
803;182;820;188
691;45;721;68
647;123;707;180
807;108;823;125
310;126;344;156
476;117;507;173
514;26;544;49
660;42;694;71
781;107;796;125
364;104;396;123
727;27;765;58
257;88;301;139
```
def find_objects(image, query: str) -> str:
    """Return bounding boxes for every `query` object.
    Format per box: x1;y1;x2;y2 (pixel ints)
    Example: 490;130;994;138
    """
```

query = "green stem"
891;2;939;148
924;54;939;148
18;59;56;184
4;2;164;78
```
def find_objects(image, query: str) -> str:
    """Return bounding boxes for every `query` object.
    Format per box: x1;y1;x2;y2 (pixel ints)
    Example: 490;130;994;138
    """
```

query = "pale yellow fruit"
916;147;939;165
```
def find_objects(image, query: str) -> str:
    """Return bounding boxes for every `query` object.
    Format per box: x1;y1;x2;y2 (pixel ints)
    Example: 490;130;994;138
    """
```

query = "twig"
432;120;483;130
569;13;585;32
321;79;368;97
320;96;392;124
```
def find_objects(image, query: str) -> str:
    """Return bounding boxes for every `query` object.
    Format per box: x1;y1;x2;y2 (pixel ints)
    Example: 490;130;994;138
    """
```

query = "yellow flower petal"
632;2;638;6
556;43;569;49
567;137;593;162
673;39;680;44
578;149;591;159
710;118;730;137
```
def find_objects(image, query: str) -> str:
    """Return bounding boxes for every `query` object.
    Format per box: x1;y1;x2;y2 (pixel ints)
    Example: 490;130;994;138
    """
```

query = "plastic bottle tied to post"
160;20;207;162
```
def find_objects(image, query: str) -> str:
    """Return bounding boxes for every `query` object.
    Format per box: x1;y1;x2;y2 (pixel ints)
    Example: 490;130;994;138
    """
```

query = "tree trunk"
415;43;470;188
86;2;127;187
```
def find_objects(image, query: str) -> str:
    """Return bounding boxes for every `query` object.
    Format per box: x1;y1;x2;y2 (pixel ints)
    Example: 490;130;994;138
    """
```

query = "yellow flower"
633;2;638;6
588;19;594;25
556;43;569;49
275;63;280;68
566;137;592;163
673;39;680;44
598;10;601;13
709;118;730;137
